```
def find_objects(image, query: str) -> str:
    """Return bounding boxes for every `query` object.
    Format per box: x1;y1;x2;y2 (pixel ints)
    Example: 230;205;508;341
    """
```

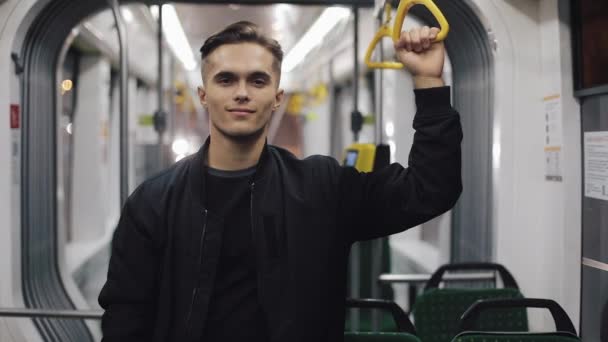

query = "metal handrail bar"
0;273;497;319
378;272;496;284
0;308;103;320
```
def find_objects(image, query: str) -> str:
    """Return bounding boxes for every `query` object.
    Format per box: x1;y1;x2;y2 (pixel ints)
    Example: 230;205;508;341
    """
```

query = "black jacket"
98;86;463;342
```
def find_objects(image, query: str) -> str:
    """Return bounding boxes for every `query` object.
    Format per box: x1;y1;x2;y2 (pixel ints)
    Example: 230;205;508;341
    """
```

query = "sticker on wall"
584;131;608;201
543;94;563;181
10;105;20;186
10;104;19;129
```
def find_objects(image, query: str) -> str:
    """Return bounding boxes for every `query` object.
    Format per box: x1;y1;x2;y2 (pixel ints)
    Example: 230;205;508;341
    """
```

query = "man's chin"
218;126;266;143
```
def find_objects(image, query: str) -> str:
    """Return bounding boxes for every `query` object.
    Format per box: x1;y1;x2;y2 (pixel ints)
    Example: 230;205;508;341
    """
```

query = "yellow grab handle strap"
364;25;404;69
365;0;449;69
392;0;449;43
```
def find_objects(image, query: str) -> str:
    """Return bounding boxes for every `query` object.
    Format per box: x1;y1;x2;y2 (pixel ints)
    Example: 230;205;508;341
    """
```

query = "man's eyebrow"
248;71;272;80
212;71;236;80
212;70;272;81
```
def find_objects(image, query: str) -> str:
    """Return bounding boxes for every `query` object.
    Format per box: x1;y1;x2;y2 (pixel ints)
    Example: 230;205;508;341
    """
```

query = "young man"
99;21;462;342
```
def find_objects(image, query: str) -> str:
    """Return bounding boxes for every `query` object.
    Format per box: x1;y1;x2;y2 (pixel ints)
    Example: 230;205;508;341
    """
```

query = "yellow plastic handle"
392;0;449;43
365;0;449;69
364;25;404;69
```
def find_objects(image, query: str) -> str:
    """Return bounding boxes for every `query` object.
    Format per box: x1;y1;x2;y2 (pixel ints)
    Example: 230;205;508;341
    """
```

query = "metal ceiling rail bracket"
378;272;497;284
0;308;103;320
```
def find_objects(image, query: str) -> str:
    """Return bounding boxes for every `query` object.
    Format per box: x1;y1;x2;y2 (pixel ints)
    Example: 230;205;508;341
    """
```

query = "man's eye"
220;78;231;84
253;79;266;86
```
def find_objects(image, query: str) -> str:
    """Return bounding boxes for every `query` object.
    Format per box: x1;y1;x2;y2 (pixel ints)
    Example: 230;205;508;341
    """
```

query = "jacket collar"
188;136;273;209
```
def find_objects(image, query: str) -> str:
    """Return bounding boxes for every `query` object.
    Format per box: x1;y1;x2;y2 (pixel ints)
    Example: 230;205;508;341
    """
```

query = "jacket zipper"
250;181;266;296
185;209;208;338
250;182;255;237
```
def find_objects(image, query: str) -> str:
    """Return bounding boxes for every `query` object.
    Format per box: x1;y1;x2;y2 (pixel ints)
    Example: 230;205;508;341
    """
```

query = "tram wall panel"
0;0;54;340
471;0;581;330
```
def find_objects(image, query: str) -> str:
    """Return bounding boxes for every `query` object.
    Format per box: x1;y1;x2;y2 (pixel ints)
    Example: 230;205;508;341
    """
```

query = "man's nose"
234;81;249;102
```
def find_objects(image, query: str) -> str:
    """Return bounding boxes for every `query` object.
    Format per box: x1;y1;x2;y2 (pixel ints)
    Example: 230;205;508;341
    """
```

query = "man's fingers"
396;27;441;52
421;26;431;49
400;30;412;52
410;29;421;52
430;27;440;40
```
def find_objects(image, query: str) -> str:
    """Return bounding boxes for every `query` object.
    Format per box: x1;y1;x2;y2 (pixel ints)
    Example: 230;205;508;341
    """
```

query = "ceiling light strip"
282;6;351;73
152;4;197;71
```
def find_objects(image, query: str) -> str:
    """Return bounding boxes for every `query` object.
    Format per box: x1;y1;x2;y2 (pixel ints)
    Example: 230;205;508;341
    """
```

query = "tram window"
575;0;608;89
344;150;358;167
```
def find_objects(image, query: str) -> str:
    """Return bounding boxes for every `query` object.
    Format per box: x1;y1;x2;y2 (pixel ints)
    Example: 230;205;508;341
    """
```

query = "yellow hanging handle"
364;25;404;69
364;0;449;69
392;0;449;43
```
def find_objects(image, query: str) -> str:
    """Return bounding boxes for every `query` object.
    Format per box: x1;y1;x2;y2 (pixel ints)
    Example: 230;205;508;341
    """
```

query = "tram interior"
0;0;607;341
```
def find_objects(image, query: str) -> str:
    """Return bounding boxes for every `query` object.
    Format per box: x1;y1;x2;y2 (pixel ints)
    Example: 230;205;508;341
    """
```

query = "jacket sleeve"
338;86;462;242
98;187;162;341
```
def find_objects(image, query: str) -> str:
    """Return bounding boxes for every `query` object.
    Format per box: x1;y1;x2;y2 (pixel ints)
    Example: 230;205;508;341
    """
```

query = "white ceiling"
77;3;355;91
173;3;327;59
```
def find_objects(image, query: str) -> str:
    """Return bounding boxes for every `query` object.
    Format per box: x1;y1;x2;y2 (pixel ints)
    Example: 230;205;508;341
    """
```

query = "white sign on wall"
584;131;608;201
543;94;563;181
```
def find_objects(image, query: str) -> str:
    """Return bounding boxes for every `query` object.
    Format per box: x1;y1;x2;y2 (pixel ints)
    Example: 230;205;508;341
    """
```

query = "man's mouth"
228;108;256;116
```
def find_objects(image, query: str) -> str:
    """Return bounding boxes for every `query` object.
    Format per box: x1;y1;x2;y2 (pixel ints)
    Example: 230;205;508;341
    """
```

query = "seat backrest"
451;332;580;342
344;313;398;332
412;288;527;342
453;298;580;342
345;298;417;334
424;263;519;291
344;332;422;342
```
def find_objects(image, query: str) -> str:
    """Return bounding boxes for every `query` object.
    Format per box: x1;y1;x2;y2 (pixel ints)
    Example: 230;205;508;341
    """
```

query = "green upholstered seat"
345;313;399;332
344;332;422;342
452;332;580;342
452;298;580;342
412;288;528;342
347;238;394;331
345;298;416;334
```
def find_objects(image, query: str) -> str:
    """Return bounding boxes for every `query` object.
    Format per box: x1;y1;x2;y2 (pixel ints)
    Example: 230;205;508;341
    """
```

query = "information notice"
584;131;608;201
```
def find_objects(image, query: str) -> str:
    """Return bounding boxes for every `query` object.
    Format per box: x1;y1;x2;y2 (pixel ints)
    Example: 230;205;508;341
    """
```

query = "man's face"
198;43;284;141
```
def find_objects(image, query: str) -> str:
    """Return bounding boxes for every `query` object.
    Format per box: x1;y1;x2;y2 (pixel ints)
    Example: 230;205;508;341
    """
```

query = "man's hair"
199;21;283;78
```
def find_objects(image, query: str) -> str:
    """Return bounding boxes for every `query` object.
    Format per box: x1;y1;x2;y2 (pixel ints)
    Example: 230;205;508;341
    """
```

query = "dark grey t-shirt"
202;166;269;342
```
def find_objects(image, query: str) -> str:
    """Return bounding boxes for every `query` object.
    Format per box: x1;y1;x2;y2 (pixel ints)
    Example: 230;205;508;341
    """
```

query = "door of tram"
575;1;608;340
580;94;608;341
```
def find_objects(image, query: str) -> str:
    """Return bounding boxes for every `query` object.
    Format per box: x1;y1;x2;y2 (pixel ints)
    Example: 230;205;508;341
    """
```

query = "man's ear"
198;86;207;108
274;88;284;111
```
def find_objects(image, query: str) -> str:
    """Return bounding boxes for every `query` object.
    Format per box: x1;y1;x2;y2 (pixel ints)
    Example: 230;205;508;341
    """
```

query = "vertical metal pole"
350;7;364;143
169;56;176;139
349;245;360;332
353;7;359;114
371;14;385;332
352;5;360;143
157;3;165;168
349;6;360;331
329;59;337;157
375;17;384;145
157;4;163;112
108;0;129;206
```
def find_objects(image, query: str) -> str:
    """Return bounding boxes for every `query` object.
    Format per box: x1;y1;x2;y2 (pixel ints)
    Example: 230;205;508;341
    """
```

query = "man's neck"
207;130;266;171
